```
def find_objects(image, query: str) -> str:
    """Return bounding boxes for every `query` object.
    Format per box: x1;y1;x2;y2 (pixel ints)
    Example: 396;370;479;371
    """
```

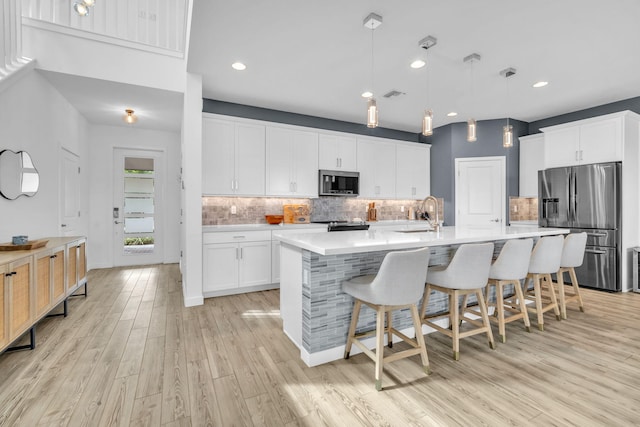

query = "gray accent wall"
424;118;528;226
202;99;420;143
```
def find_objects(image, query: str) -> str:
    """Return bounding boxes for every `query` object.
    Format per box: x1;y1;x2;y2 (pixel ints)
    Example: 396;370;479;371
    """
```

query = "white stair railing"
21;0;187;57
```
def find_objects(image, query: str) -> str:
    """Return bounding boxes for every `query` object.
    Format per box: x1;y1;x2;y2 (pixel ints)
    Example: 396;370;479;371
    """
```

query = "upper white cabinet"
266;126;319;197
357;137;397;198
518;134;545;197
396;142;430;199
542;114;623;168
318;133;357;171
202;116;265;196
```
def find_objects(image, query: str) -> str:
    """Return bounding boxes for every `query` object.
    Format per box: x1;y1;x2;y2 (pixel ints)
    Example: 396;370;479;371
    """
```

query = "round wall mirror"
0;149;40;200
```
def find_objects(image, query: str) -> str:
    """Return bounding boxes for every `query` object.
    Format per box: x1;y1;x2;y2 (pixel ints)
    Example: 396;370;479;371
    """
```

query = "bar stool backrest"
430;243;494;290
490;238;534;281
371;247;431;305
528;235;564;274
560;232;587;268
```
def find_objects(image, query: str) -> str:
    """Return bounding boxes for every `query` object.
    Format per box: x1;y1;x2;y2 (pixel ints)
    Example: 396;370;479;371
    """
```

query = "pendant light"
363;13;382;128
463;53;481;142
500;67;516;148
74;0;96;16
419;36;437;137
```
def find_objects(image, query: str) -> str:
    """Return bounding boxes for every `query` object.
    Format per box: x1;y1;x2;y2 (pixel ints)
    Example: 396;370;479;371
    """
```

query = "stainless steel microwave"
318;170;359;197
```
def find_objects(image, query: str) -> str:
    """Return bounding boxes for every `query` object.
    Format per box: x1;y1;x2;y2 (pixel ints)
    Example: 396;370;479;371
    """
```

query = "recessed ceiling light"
361;91;373;98
231;62;246;71
447;112;458;117
410;59;426;69
533;81;548;88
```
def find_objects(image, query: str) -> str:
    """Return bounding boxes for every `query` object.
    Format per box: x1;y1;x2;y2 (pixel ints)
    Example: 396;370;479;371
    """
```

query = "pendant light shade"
363;13;382;128
367;98;378;128
500;67;517;148
502;125;513;148
422;109;433;136
74;0;96;16
467;118;477;142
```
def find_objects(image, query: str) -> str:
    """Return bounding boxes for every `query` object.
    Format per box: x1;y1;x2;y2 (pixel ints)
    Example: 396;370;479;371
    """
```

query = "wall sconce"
124;109;138;124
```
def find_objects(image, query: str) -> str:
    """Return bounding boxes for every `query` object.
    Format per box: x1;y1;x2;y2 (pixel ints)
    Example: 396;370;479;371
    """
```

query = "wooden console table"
0;237;87;354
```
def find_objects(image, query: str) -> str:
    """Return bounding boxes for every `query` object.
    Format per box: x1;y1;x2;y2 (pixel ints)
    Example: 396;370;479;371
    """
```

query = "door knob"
114;220;123;224
490;218;500;222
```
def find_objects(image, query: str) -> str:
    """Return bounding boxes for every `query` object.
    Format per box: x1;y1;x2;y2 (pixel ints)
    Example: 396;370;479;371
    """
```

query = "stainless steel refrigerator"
538;162;621;291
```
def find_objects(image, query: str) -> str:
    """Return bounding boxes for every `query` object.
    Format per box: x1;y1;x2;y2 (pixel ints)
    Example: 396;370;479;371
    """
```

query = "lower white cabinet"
203;231;272;294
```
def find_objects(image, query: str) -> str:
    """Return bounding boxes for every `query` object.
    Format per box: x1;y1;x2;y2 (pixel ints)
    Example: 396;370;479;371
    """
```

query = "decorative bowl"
265;215;284;225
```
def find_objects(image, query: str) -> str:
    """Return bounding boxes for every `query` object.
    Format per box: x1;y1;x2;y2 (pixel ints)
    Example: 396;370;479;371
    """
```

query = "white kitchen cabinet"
542;114;623;168
203;231;272;295
202;116;265;196
318;133;357;171
518;134;545;197
266;126;319;197
357;136;397;199
396;142;430;199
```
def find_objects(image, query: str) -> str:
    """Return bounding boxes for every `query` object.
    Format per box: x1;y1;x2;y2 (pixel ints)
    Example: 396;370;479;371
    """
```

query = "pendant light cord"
371;25;375;97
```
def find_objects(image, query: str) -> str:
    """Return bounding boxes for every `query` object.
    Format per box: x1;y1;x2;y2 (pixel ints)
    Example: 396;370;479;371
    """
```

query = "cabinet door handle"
575;151;579;161
239;247;243;259
233;235;246;239
336;158;339;168
580;150;583;161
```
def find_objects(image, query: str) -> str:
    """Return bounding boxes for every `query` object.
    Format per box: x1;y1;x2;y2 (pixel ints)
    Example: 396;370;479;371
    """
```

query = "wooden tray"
0;239;49;251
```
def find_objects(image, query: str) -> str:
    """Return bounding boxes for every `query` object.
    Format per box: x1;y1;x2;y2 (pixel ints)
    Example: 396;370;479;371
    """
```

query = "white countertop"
275;225;569;255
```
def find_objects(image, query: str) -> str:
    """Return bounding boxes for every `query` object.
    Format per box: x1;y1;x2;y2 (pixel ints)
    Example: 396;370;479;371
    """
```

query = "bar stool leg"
513;279;531;332
451;291;460;360
495;281;506;343
386;311;393;348
344;300;361;359
569;267;585;312
475;289;496;349
410;305;431;375
375;306;385;391
419;285;432;321
533;274;545;331
544;273;561;320
557;269;568;320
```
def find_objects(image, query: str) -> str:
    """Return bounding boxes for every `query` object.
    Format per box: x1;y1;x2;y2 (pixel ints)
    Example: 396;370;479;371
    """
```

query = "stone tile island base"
281;242;510;367
277;226;568;367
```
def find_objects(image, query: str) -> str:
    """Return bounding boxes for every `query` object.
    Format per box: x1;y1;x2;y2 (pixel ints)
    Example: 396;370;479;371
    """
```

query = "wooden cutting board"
0;240;49;251
283;204;309;224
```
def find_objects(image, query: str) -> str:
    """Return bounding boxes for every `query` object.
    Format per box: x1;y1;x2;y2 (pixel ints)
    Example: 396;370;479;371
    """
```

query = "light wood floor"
1;264;640;426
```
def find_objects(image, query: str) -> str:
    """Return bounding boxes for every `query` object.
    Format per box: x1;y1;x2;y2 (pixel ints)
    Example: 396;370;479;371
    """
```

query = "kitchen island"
275;225;568;366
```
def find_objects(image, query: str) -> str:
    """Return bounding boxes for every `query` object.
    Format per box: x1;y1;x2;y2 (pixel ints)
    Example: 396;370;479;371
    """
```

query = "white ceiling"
39;70;184;133
187;0;640;133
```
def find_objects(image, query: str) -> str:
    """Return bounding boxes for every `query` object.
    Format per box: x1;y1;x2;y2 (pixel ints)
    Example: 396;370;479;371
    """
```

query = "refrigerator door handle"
585;248;607;255
571;170;578;223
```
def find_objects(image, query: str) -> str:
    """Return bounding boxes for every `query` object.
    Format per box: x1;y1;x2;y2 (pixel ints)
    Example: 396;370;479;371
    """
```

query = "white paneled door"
59;148;80;236
113;148;165;266
455;156;505;227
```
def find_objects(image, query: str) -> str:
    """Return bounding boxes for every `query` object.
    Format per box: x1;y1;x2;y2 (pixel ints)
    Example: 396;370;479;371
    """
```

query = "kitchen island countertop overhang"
273;225;569;256
276;225;569;367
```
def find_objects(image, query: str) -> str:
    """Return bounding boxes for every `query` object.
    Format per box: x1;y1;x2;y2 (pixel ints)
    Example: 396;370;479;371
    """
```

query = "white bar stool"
419;242;495;361
484;238;533;343
556;232;587;319
343;247;431;391
525;235;564;330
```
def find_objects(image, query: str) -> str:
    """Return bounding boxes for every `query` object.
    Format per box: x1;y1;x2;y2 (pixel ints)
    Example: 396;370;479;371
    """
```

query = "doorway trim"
112;147;166;267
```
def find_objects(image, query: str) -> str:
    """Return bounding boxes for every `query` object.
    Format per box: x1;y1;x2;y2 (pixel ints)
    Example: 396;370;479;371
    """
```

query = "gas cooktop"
312;220;370;232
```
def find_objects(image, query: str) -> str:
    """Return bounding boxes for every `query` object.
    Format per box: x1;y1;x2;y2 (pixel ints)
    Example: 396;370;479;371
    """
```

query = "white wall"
0;69;89;243
88;124;181;269
181;72;203;307
22;25;186;93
